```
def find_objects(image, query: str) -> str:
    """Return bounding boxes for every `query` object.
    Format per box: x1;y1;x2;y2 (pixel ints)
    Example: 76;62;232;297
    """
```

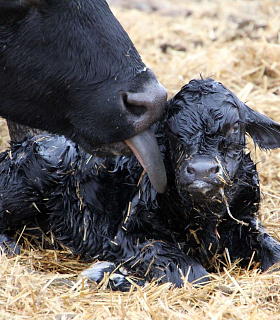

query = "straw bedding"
0;0;280;319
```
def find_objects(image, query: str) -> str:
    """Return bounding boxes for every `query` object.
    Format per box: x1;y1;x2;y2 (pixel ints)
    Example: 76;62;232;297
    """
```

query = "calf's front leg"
84;231;209;290
218;218;280;271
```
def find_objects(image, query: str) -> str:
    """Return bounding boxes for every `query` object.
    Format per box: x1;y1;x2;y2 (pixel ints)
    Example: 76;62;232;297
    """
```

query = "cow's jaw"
77;129;167;194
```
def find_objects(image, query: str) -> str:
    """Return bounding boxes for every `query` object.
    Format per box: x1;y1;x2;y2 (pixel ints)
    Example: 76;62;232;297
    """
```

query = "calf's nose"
181;156;224;196
186;160;221;180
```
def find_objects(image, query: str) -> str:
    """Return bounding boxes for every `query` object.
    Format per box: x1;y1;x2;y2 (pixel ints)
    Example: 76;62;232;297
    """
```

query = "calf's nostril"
187;166;195;174
210;165;220;174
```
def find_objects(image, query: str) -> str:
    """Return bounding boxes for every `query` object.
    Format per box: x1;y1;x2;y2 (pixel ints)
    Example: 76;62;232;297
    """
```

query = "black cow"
0;0;167;192
1;78;280;290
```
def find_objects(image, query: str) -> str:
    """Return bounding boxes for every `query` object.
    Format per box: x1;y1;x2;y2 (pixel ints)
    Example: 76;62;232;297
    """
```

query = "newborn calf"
1;78;280;290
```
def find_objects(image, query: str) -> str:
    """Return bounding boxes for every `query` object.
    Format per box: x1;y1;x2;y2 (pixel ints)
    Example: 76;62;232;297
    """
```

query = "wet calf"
163;79;280;275
1;78;280;290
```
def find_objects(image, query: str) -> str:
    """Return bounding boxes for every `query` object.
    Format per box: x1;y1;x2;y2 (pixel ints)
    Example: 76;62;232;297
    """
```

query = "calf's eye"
220;140;228;152
231;123;239;134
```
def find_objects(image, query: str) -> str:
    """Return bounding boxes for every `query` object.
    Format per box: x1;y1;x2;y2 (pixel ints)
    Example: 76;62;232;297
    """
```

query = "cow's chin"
70;131;130;157
76;129;167;194
88;141;131;157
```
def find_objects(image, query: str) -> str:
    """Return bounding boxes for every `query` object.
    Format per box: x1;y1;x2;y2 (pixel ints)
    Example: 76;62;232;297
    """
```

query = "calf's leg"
83;230;209;290
218;218;280;271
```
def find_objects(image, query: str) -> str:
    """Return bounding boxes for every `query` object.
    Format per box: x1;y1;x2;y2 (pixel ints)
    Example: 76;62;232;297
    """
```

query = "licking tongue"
125;129;167;193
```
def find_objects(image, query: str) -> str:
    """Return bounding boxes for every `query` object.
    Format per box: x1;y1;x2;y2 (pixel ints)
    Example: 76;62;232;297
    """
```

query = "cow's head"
166;78;280;205
0;0;167;192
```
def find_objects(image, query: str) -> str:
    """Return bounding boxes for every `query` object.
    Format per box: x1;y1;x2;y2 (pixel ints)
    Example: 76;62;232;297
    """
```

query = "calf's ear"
244;104;280;150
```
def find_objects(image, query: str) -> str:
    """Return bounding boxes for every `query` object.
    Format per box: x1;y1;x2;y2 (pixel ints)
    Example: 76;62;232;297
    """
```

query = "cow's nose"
123;81;167;130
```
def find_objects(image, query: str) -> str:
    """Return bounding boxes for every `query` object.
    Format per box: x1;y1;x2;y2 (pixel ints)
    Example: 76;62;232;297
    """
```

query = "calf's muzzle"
179;156;224;197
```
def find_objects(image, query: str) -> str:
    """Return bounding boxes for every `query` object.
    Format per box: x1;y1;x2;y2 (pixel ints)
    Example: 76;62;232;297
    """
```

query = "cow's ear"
244;104;280;150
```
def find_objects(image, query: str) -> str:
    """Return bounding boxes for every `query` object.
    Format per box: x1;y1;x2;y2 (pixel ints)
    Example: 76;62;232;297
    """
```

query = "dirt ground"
1;1;280;319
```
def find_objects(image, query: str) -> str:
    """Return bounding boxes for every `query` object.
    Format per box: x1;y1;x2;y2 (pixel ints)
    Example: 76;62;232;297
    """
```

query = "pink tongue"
125;129;167;193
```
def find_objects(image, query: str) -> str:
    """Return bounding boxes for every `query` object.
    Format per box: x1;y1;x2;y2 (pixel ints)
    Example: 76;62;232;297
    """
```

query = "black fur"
0;0;166;155
1;78;280;289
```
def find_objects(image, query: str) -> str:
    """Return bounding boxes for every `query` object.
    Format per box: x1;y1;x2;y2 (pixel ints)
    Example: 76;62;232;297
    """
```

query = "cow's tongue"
125;130;167;193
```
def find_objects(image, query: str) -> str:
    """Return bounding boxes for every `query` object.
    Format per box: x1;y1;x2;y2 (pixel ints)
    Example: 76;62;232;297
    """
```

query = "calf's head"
166;78;280;205
0;0;167;192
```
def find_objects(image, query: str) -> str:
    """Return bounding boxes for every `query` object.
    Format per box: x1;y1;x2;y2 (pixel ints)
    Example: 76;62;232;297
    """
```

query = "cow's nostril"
123;93;147;117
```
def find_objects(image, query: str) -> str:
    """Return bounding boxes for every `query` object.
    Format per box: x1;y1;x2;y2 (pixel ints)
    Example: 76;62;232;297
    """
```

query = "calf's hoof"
81;258;210;291
81;261;145;291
